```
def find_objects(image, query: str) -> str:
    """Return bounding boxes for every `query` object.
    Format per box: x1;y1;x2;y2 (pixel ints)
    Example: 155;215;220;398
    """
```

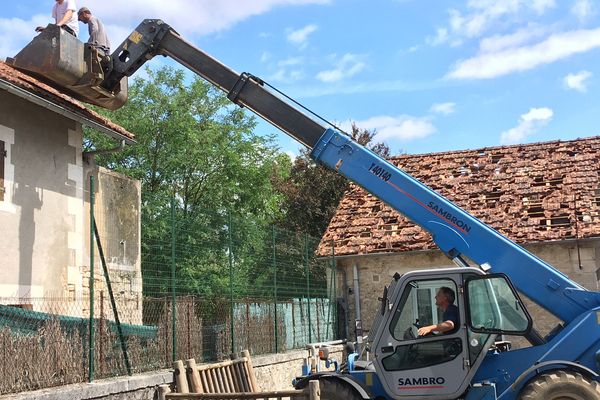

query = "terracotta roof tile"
0;61;134;140
318;136;600;257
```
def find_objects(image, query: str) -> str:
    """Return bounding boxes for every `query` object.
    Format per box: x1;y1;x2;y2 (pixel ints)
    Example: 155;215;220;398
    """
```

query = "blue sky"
1;0;599;157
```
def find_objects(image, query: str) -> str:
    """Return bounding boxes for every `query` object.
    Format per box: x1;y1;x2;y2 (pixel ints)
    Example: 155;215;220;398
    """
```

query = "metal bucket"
6;24;127;110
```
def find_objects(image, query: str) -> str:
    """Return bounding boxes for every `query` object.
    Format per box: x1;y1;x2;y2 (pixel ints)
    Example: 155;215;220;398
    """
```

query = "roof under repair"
0;61;134;143
318;136;600;257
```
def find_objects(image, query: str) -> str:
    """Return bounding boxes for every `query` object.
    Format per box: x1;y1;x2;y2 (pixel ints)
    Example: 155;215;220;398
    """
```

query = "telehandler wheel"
317;379;363;400
519;370;600;400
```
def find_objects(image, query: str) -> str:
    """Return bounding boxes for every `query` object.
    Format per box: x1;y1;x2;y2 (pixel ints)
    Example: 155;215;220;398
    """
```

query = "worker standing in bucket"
77;7;111;56
35;0;79;37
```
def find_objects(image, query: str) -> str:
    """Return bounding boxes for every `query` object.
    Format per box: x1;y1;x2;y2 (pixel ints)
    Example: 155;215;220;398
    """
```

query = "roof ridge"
390;135;600;160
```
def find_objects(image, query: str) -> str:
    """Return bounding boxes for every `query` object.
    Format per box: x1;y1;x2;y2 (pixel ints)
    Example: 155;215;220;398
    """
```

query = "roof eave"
0;78;135;145
318;236;600;262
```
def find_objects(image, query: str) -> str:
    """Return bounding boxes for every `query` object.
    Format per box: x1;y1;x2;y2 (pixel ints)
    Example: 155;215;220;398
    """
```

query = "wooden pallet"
159;350;320;400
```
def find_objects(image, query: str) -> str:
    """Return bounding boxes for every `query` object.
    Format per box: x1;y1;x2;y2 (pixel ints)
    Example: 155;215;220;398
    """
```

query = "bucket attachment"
5;24;127;110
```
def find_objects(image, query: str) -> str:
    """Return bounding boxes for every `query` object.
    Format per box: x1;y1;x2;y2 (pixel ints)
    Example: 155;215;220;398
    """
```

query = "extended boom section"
103;19;325;149
104;19;600;325
311;129;600;323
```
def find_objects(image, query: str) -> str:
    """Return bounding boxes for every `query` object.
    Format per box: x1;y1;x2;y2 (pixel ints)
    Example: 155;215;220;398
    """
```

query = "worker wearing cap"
36;0;79;36
78;7;111;55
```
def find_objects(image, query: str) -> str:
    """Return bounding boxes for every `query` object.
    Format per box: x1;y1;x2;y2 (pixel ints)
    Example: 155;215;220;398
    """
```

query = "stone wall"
81;166;142;324
336;239;600;339
253;346;343;391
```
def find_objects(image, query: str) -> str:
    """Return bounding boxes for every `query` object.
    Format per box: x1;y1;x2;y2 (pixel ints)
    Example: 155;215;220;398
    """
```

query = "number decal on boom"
369;163;392;182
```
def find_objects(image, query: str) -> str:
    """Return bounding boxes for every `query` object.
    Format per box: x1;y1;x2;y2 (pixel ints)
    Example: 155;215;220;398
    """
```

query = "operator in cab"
418;287;459;336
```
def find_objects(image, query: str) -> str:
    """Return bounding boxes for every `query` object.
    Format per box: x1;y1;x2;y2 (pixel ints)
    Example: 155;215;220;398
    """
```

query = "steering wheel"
413;322;441;338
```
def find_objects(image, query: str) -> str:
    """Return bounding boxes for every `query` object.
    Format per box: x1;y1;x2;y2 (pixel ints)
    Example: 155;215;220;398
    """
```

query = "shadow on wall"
5;105;78;296
13;183;43;293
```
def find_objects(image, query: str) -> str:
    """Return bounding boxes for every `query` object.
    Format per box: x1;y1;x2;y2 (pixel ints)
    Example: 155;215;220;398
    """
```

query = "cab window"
389;279;459;341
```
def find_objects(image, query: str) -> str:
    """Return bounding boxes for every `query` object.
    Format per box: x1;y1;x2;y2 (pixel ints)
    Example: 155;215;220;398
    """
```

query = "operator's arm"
418;304;458;336
418;320;455;336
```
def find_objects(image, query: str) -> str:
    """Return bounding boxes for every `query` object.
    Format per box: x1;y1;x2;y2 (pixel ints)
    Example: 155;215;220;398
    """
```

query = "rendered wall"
0;90;82;301
0;90;142;322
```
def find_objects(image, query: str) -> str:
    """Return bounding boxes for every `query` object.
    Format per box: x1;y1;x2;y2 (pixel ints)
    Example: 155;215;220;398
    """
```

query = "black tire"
317;378;363;400
519;370;600;400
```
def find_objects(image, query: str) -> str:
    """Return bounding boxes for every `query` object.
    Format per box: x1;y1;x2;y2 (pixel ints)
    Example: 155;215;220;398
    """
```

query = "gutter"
0;79;135;145
83;139;126;164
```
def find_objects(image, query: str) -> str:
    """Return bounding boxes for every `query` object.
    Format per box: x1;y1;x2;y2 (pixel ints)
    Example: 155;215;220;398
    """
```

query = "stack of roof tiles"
317;136;600;257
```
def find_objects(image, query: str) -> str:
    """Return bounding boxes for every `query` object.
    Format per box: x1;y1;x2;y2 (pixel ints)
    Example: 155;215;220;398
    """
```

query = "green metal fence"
0;183;338;395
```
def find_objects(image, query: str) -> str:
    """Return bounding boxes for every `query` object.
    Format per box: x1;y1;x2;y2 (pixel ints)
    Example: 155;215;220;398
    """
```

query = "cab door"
372;271;470;398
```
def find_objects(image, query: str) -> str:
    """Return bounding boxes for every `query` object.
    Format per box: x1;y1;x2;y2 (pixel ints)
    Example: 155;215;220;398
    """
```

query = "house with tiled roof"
317;136;600;338
0;62;142;322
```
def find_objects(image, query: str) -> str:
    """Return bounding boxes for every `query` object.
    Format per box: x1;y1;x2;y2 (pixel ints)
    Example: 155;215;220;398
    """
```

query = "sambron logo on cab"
398;377;445;386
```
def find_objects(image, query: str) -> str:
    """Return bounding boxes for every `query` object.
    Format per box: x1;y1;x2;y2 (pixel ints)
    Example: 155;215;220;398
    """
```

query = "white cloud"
478;26;546;53
448;0;556;38
278;57;303;67
430;102;456;115
0;15;49;58
564;70;592;92
260;52;271;63
96;0;329;36
531;0;556;14
316;53;366;83
500;107;553;144
0;1;331;58
346;115;436;141
286;24;318;48
571;0;594;22
268;57;305;82
447;27;600;79
269;68;305;83
426;28;449;46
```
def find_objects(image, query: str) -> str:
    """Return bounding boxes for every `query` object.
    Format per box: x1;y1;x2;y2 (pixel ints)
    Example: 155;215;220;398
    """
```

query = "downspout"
341;268;350;341
83;139;126;165
353;263;363;353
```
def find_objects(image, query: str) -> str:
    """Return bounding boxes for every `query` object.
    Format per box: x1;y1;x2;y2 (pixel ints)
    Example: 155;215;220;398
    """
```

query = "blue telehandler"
8;19;600;400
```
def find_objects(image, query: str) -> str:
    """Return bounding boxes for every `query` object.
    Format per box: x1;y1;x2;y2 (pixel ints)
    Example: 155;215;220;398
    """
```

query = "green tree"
85;66;290;297
274;122;391;238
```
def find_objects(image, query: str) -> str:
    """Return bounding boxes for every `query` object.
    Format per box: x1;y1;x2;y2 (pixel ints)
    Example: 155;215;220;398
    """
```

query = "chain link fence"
0;189;339;395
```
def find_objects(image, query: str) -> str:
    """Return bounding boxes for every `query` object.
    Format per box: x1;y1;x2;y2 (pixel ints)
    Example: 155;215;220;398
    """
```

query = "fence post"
171;193;177;363
88;174;95;382
305;234;311;343
228;212;235;355
272;226;278;353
